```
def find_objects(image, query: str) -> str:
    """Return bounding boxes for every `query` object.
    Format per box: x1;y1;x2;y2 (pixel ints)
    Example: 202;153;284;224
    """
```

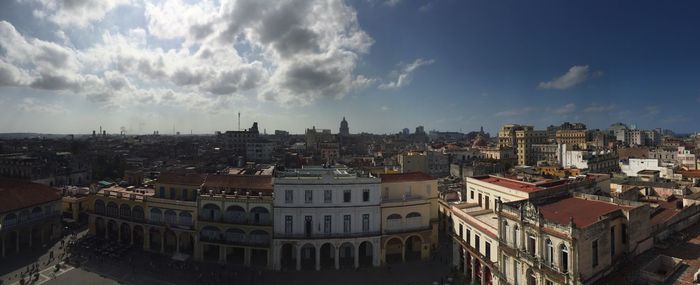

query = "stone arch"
179;211;193;227
385;237;403;264
132;206;144;221
300;243;316;270
339;242;355;268
250;206;270;225
320;243;335;269
94;199;105;215
224;205;246;223
249;230;270;245
150;208;163;224
358;241;373;267
201;203;221;221
106;202;118;217
164;210;177;225
404;235;423;262
120;204;131;219
280;243;296;270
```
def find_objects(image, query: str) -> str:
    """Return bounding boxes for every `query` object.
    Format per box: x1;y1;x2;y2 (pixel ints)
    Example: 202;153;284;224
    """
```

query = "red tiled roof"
156;172;206;186
538;197;631;228
679;170;700;178
649;199;681;226
380;172;436;183
474;176;542;193
0;179;61;214
204;175;273;192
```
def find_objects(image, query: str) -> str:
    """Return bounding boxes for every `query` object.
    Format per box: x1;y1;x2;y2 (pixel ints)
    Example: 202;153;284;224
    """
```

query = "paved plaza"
1;231;459;285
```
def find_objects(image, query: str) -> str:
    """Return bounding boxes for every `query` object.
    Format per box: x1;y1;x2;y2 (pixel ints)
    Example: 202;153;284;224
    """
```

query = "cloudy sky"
0;0;699;135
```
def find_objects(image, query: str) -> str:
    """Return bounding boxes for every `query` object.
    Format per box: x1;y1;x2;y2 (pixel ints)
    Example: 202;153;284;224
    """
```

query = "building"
379;172;438;264
530;144;558;166
620;158;674;178
629;129;647;146
497;193;653;285
609;123;629;145
555;129;587;149
398;151;450;177
245;139;275;162
1;179;62;258
220;122;260;156
196;174;274;268
272;167;382;271
556;144;619;173
339;117;349;136
305;126;334;151
499;124;532;148
516;129;548;166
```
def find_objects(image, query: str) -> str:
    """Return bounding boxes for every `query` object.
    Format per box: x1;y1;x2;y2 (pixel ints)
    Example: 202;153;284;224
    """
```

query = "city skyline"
1;0;700;134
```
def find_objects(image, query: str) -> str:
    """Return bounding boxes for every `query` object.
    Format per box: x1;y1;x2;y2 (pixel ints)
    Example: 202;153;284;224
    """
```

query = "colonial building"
272;167;381;271
379;172;438;265
1;179;62;258
516;129;548;166
196;174;274;268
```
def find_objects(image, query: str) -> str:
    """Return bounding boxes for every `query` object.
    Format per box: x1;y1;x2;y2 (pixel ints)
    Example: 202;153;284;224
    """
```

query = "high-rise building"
339;117;349;136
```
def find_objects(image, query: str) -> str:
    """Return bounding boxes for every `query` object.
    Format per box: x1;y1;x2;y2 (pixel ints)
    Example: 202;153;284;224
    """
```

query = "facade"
1;179;62;258
339;117;350;136
499;124;533;149
196;174;274;268
516;129;548;166
221;122;260;156
245;140;275;162
555;130;587;149
629;129;647;146
497;193;653;285
530;144;558;166
619;158;674;178
379;172;438;265
556;145;619;173
272;167;382;271
398;151;450;177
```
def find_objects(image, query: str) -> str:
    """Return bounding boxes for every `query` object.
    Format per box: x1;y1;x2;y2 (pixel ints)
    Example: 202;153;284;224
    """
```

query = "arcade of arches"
456;244;493;285
275;239;379;271
91;216;195;256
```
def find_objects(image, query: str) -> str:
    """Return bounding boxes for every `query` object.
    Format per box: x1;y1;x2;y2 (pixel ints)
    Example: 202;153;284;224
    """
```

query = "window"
466;229;471;245
285;190;293;203
475;235;481;252
621;224;628;244
324;215;332;233
527;235;536;256
485;196;490;210
592;240;599;267
478;193;482;206
324;190;332;203
560;244;569;273
343;215;351;233
514;260;520;285
502;221;509;244
362;214;370;232
285;216;293;234
610;226;615;257
470;191;474;199
305;190;313;203
545;239;553;266
405;186;412;197
501;255;509;279
159;187;165;198
343;190;351;203
304;216;312;236
170;188;176;199
362;189;370;202
181;189;187;200
459;224;464;239
485;241;491;259
514;226;520;249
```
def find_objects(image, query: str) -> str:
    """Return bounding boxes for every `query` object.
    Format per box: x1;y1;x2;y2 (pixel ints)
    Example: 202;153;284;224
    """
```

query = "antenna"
238;112;241;131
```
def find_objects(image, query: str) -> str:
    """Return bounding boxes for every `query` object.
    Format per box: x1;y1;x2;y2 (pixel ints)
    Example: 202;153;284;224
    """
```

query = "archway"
163;230;177;253
251;249;268;268
120;204;131;219
203;244;220;262
132;206;145;221
339;242;354;268
249;230;270;246
475;261;482;285
250;207;270;225
149;228;162;251
120;223;131;244
106;202;118;217
201;204;221;221
225;205;246;223
280;243;296;270
385;237;403;264
359;241;373;267
300;244;316;270
404;235;422;262
94;200;105;215
526;268;536;285
95;217;106;238
484;266;492;285
107;220;118;240
320;243;335;269
178;232;194;255
164;210;177;226
133;225;144;249
225;228;245;244
4;231;18;255
226;247;245;264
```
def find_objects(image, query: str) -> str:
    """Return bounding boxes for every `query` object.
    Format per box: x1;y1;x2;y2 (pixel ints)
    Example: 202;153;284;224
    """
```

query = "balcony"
275;231;381;240
2;211;61;231
199;235;270;247
383;225;431;235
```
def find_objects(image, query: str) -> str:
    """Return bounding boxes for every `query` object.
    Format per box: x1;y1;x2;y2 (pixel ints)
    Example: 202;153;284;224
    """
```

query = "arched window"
225;228;246;243
150;208;163;224
249;230;270;244
94;200;105;214
224;205;246;223
387;214;402;231
164;210;177;225
513;225;520;249
200;226;221;241
132;206;145;220
545;239;553;266
250;207;270;225
387;214;402;220
406;212;422;218
201;204;221;221
179;212;193;226
120;204;131;218
3;213;17;226
106;202;118;217
560;244;569;273
502;221;509;244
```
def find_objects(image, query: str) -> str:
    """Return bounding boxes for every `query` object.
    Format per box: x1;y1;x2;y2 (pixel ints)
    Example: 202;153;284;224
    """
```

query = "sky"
0;0;699;135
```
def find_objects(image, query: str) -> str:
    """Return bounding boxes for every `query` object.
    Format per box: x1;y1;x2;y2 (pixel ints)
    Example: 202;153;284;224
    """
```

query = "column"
244;248;251;266
315;246;321;271
175;233;180;254
470;259;476;282
160;232;165;254
219;246;226;263
401;243;405;262
296;245;302;271
479;264;486;285
143;229;150;251
334;246;340;270
354;244;359;268
451;241;459;267
373;242;380;267
16;231;20;253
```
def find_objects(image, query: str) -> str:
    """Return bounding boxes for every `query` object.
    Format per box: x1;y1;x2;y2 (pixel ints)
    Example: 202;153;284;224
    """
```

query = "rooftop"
538;196;634;228
204;174;273;192
156;172;206;186
0;179;61;214
380;172;435;183
472;175;570;193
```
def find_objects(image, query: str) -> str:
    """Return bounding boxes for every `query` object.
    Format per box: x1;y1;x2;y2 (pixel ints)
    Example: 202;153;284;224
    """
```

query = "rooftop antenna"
238;112;241;131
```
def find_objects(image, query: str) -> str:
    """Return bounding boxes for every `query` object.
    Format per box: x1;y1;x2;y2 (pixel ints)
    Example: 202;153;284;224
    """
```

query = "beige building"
555;129;587;149
497;193;654;285
499;124;533;148
379;172;438;265
516;129;548;166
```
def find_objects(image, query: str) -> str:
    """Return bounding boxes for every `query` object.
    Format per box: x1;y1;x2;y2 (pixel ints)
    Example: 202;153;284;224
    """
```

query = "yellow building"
379;172;438;264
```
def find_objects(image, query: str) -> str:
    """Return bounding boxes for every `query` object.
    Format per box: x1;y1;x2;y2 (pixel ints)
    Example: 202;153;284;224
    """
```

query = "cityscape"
2;1;700;285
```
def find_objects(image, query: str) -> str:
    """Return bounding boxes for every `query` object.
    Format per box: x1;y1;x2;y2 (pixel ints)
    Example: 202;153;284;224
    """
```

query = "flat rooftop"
472;175;570;193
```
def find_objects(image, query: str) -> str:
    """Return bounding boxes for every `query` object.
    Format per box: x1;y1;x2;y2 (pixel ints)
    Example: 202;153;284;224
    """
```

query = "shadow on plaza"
0;239;63;279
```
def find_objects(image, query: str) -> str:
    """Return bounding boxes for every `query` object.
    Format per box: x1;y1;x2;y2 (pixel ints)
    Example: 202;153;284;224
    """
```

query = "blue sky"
0;0;698;135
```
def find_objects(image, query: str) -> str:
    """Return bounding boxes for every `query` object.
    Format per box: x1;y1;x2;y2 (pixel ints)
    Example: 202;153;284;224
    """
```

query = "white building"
556;144;619;173
619;158;674;178
272;167;381;271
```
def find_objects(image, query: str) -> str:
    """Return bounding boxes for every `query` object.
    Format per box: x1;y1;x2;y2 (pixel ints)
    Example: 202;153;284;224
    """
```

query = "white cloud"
381;106;389;111
17;98;67;114
583;103;615;113
538;65;601;90
27;0;132;28
385;0;402;7
379;58;435;90
552;103;576;114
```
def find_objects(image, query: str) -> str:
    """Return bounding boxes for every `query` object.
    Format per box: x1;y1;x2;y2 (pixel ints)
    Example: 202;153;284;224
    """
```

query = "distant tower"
238;112;241;131
339;117;349;136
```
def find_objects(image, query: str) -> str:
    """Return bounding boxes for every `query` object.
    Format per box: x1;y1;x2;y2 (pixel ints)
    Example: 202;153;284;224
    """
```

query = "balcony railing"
275;231;381;239
199;235;270;247
383;225;431;234
199;216;272;226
